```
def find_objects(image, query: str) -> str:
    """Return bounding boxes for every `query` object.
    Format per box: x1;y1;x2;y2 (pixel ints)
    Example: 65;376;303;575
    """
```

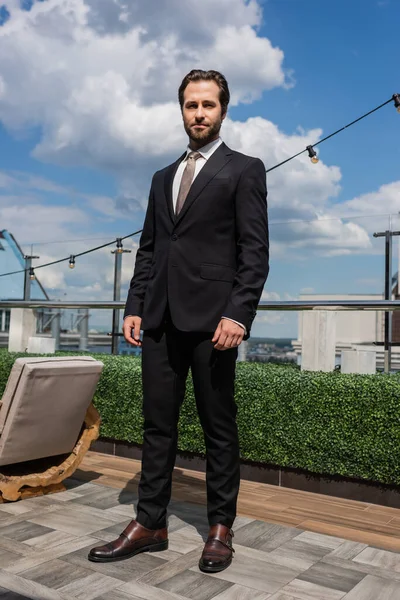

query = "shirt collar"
185;137;223;161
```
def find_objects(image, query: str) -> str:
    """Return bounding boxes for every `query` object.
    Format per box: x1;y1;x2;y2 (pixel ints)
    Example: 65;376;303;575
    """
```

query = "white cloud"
0;0;289;166
0;0;399;326
330;181;400;226
0;201;89;243
1;0;389;259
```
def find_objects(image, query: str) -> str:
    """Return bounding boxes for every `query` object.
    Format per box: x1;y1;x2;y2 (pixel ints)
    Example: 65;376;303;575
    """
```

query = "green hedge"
1;350;400;485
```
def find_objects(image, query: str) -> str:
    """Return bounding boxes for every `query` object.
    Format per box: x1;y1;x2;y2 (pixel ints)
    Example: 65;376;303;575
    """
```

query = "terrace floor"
0;452;399;599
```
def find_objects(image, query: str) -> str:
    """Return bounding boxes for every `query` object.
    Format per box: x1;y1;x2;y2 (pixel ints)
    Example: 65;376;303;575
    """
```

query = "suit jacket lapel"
175;143;233;226
164;152;186;223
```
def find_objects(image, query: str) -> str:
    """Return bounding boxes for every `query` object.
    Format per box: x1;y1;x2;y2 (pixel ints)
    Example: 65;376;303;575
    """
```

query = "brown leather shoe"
88;519;168;562
199;524;234;573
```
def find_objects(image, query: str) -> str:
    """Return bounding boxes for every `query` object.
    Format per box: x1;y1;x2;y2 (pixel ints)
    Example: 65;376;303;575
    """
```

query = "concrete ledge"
91;437;400;510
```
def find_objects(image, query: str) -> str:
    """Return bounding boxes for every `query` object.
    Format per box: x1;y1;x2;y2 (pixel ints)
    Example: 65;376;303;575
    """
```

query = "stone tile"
58;572;123;600
269;594;299;600
138;548;201;585
69;487;128;510
0;570;74;600
322;554;400;583
62;540;166;582
151;548;183;562
344;574;400;599
23;530;78;550
120;580;190;600
168;502;209;535
264;544;317;572
76;502;131;523
28;504;120;536
191;552;300;594
0;502;35;515
96;591;144;600
167;514;194;534
0;511;15;522
232;520;279;548
276;538;337;564
297;561;366;592
212;583;271;599
20;558;92;589
90;519;132;542
158;570;233;600
0;587;31;599
226;542;310;581
231;516;255;531
255;525;301;552
10;495;55;510
4;536;99;574
64;480;104;495
353;546;400;572
50;490;84;502
118;490;138;503
0;535;36;557
0;505;61;530
328;541;368;560
0;549;25;570
104;504;136;519
294;531;345;550
157;571;232;600
0;521;53;543
233;543;303;570
168;526;204;554
280;579;347;600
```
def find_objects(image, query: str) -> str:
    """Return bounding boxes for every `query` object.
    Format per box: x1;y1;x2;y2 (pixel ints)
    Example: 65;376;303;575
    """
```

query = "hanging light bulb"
393;93;400;114
69;255;76;269
29;267;36;281
307;145;319;164
116;238;123;253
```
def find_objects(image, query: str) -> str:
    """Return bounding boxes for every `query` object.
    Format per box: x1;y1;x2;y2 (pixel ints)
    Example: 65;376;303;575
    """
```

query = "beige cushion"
0;356;103;466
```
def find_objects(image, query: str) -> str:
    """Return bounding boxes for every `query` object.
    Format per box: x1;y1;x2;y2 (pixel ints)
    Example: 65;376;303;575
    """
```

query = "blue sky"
0;0;399;336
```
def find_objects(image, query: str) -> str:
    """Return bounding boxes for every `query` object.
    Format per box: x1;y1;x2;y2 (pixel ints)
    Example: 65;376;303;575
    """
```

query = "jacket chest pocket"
200;263;235;283
207;177;230;187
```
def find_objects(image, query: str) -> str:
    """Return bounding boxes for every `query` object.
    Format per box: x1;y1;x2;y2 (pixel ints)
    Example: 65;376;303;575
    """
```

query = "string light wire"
0;94;398;279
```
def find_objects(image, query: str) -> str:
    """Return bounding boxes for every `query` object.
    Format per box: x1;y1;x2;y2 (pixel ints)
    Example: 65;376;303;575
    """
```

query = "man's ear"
221;110;227;122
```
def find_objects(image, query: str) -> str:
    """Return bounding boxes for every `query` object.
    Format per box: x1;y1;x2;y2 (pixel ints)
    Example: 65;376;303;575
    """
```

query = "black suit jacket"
124;142;269;338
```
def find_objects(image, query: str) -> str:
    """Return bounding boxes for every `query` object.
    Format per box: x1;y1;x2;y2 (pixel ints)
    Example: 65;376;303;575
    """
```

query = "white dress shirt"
172;137;223;211
172;137;246;335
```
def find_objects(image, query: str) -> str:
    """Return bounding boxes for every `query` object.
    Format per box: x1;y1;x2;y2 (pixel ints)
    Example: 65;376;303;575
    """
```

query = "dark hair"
178;69;230;115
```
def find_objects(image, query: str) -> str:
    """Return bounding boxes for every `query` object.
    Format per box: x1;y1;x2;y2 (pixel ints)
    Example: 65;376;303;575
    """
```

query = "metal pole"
51;309;61;351
111;239;131;355
384;231;392;373
111;250;122;355
23;257;32;301
23;255;39;300
373;229;400;373
78;308;89;351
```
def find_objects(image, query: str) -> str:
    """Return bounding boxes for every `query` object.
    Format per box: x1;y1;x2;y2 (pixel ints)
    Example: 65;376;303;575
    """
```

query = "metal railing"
1;299;400;310
2;299;400;371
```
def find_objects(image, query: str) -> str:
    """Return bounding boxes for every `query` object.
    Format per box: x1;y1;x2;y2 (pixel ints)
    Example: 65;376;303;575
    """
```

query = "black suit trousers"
136;313;240;530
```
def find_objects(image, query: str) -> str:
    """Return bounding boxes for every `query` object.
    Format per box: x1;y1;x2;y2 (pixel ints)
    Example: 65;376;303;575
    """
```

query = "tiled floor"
0;479;400;599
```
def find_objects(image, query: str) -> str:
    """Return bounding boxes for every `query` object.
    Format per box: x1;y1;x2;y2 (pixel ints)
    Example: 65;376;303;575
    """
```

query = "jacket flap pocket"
207;177;230;186
200;263;235;282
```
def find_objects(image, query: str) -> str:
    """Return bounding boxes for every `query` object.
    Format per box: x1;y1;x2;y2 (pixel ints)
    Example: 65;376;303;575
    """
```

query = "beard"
184;118;222;145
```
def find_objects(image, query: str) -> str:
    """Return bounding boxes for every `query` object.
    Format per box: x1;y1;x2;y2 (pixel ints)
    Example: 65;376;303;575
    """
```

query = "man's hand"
212;318;244;351
122;316;142;347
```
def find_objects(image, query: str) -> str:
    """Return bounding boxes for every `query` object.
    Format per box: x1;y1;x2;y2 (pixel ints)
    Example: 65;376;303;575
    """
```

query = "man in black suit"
89;69;269;572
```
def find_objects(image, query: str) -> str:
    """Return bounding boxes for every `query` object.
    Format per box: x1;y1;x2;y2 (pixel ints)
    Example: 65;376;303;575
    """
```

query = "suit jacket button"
171;234;178;241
